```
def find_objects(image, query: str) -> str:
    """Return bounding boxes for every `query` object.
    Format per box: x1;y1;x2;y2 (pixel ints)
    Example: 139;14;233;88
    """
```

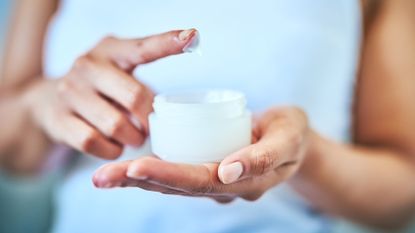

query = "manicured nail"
126;167;148;180
93;175;112;188
183;30;200;54
219;162;243;184
102;182;115;189
95;180;115;189
178;28;196;41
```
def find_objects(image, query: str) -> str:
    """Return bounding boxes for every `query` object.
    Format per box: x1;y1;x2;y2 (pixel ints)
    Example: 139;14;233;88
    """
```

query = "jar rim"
153;89;245;106
152;89;247;118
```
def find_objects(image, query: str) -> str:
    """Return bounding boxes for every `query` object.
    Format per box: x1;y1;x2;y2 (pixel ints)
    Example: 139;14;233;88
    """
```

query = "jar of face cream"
149;90;252;164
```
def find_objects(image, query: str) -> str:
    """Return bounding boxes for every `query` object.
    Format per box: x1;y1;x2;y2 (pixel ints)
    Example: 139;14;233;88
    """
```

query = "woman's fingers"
92;29;198;71
93;156;273;202
56;113;123;159
93;157;219;196
94;156;223;194
70;56;154;132
90;107;309;202
60;29;197;148
28;30;199;162
123;157;261;197
64;29;197;137
125;157;217;193
93;160;197;196
129;29;197;64
218;107;308;184
218;140;281;185
57;79;144;146
218;129;287;184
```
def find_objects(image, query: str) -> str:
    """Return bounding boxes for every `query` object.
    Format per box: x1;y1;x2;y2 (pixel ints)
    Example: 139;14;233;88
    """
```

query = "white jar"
149;90;251;164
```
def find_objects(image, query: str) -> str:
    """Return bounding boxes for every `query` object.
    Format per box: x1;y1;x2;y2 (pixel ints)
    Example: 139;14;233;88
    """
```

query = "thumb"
218;142;279;185
92;29;199;71
218;108;308;184
218;113;294;184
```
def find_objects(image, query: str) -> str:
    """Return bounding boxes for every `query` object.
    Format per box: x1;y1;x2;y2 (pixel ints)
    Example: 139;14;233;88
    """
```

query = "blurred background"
0;1;414;233
0;2;55;233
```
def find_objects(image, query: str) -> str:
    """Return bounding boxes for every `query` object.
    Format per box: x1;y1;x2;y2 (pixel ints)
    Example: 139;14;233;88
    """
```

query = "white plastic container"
149;90;251;164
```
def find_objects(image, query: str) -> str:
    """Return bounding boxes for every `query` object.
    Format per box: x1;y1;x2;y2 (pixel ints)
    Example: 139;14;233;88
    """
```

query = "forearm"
0;87;29;150
0;0;58;173
1;0;58;88
291;131;415;228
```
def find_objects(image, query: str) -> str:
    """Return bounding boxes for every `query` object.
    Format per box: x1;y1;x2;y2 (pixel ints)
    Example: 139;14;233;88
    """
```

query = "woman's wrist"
21;78;55;123
293;129;327;182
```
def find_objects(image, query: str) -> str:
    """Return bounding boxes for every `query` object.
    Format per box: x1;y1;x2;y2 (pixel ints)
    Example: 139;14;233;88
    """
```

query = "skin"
0;0;198;171
24;30;198;159
0;0;59;173
1;0;414;230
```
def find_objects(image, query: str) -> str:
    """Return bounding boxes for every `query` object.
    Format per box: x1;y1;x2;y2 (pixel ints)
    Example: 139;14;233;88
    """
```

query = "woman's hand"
24;29;198;159
93;107;311;203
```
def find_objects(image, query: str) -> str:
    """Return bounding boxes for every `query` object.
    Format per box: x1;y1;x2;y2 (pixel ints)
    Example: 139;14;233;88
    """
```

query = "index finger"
93;156;271;199
124;157;258;196
93;29;198;70
126;157;217;194
133;29;198;64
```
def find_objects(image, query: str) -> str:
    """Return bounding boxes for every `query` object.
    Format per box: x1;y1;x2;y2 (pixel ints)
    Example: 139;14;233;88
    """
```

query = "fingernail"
93;175;113;188
95;180;115;189
219;162;243;184
178;28;196;41
102;182;115;189
126;167;148;180
183;30;200;54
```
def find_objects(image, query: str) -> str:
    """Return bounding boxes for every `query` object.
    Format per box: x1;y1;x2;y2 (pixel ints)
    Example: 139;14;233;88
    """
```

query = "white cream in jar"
149;90;251;164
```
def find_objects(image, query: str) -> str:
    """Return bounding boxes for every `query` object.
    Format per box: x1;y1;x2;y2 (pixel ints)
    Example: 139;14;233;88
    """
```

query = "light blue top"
45;1;361;232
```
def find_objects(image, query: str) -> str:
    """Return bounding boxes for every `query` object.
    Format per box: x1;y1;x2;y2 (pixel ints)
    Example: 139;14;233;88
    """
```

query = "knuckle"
126;85;145;110
195;171;219;194
106;114;126;137
286;107;308;134
56;79;73;98
72;55;95;75
289;130;304;152
135;40;144;49
133;41;148;63
99;35;118;46
130;157;152;176
195;166;222;194
135;52;148;64
289;106;307;118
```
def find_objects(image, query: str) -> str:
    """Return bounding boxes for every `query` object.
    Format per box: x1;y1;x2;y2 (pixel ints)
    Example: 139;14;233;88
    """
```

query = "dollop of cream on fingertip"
183;30;202;55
